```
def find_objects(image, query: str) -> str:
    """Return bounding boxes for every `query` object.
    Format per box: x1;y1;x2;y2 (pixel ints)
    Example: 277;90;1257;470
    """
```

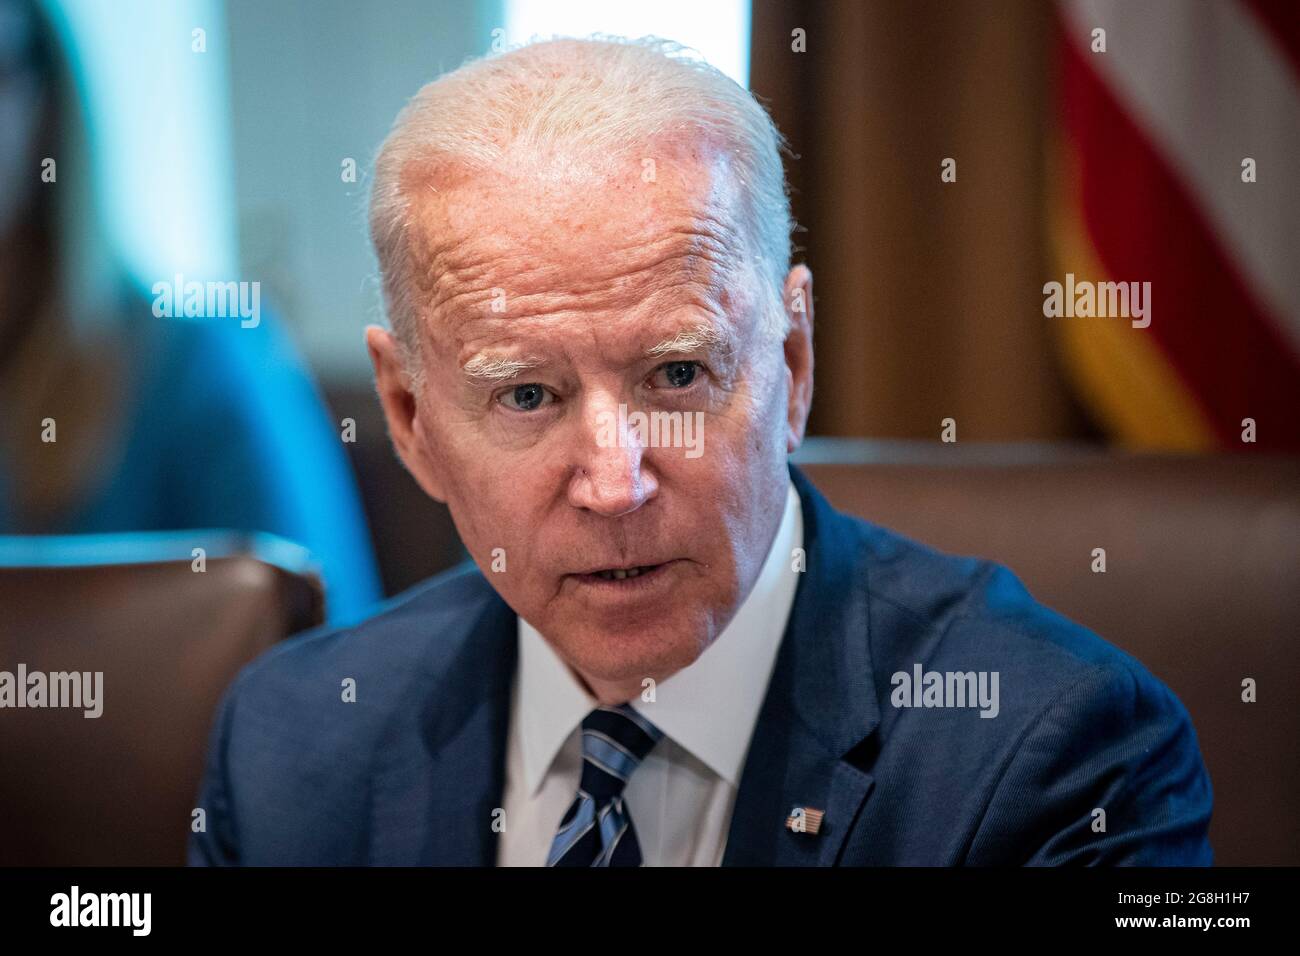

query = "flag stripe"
1050;134;1218;450
1059;25;1300;449
1062;0;1300;354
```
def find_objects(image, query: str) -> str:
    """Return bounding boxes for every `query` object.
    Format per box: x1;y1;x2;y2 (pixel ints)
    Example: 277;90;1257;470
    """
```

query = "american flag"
1052;0;1300;450
786;806;825;835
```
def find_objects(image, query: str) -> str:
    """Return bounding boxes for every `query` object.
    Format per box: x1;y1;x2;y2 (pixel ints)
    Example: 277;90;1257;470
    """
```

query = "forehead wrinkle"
510;244;733;336
434;253;744;386
418;245;561;326
412;187;747;316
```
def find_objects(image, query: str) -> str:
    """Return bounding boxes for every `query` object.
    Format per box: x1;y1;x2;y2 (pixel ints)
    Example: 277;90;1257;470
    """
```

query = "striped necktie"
547;703;664;867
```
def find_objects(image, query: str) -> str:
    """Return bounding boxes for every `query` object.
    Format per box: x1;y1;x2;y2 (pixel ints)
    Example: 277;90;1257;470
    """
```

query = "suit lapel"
368;585;517;865
722;465;881;866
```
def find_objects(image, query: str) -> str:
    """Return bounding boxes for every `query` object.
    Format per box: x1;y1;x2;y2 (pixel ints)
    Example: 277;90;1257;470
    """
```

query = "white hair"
368;35;794;372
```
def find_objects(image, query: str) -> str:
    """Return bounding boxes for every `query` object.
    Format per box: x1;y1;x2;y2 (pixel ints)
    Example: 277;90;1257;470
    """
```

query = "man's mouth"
591;564;658;581
561;559;686;607
569;561;676;587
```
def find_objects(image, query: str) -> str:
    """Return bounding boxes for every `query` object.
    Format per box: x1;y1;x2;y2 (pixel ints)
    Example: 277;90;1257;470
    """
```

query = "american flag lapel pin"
786;806;825;835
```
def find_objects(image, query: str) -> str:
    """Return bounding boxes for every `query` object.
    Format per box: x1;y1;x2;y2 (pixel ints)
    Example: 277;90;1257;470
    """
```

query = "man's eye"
498;383;554;411
650;361;700;389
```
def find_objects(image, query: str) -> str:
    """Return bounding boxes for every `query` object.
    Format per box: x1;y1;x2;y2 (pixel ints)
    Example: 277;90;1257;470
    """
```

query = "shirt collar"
516;479;804;793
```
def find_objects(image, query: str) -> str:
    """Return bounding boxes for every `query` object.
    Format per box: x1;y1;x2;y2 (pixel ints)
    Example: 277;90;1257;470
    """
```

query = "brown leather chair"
0;531;323;865
796;439;1300;865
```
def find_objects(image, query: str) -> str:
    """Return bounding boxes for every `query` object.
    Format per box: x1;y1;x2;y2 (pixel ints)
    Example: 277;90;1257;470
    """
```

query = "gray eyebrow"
644;324;726;357
461;322;727;383
461;354;542;383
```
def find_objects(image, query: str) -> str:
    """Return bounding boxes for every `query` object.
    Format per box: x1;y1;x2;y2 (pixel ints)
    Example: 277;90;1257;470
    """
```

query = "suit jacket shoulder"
768;467;1214;865
188;562;514;865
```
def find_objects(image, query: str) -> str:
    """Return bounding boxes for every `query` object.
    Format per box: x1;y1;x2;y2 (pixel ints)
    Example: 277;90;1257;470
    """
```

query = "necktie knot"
578;704;664;801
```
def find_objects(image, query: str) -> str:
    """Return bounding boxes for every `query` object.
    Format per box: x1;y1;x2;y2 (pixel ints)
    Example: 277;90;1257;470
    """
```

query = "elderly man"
189;37;1212;866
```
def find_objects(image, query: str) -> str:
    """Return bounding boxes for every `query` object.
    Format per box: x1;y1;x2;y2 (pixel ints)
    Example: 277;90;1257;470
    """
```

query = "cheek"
698;378;790;561
419;423;504;542
708;374;787;482
445;464;521;546
435;438;564;575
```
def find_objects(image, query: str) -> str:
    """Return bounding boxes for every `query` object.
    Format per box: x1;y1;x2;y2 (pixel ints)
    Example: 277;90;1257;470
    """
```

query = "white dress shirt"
497;480;804;866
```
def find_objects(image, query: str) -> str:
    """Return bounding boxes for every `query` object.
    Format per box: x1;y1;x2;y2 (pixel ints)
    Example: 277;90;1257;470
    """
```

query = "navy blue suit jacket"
189;465;1213;865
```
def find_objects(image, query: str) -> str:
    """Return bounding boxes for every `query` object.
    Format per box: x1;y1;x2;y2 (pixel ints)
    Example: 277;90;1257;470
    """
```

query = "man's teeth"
595;565;653;581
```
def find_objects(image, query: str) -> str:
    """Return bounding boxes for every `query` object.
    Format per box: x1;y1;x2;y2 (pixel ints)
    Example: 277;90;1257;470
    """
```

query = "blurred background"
0;0;1296;865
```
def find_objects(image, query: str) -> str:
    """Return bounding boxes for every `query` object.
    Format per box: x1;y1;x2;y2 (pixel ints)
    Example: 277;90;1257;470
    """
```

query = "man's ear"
365;325;447;502
781;264;815;453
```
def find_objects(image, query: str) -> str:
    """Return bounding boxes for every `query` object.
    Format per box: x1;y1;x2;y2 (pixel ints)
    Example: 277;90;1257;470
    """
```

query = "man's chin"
538;613;718;690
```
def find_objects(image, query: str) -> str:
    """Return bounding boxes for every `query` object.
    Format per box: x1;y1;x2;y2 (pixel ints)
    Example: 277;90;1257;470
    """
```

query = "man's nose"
567;399;659;517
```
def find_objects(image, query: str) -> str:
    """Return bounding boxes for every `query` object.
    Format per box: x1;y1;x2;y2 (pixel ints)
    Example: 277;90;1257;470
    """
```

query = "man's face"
371;149;811;700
